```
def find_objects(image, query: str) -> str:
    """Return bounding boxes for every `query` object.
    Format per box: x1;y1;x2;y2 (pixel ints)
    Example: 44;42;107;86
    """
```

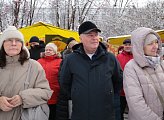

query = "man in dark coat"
29;36;45;60
57;21;123;120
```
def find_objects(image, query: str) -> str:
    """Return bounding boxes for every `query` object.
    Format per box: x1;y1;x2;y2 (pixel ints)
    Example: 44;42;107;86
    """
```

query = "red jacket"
117;51;133;96
38;55;62;104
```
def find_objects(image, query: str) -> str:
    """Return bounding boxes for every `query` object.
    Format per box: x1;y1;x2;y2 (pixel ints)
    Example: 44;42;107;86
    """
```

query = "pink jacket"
123;27;164;120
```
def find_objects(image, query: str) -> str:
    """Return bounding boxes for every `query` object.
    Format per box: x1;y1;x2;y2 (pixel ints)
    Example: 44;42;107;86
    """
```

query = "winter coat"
117;51;133;96
57;43;123;120
123;27;164;120
38;55;62;104
0;55;52;120
29;45;45;60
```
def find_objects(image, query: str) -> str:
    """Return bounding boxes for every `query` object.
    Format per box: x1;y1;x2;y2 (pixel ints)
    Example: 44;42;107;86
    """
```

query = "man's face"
80;31;99;54
124;43;132;52
30;42;39;47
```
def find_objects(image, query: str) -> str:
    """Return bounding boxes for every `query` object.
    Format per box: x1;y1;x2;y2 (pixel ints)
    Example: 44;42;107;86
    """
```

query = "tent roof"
19;22;80;43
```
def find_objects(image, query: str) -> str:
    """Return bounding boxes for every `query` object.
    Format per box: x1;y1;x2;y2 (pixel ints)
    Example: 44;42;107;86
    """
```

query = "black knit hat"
66;37;75;45
78;21;101;35
123;39;131;44
29;36;40;43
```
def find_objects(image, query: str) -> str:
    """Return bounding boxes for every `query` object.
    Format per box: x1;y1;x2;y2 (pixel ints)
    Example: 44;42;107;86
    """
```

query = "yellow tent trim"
108;35;131;45
107;29;164;55
156;29;164;42
108;29;164;45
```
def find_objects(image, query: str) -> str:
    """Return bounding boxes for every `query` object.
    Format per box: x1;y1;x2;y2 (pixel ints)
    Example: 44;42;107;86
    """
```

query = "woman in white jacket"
0;26;52;120
124;27;164;120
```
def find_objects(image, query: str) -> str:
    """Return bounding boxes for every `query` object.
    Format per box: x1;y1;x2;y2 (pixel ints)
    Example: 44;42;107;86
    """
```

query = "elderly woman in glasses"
0;26;52;120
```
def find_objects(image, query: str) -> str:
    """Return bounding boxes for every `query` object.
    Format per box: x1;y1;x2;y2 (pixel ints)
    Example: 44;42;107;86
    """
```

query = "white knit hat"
0;26;30;57
46;43;57;54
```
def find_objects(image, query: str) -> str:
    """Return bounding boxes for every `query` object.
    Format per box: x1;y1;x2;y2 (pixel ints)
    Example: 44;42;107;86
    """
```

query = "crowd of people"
0;21;164;120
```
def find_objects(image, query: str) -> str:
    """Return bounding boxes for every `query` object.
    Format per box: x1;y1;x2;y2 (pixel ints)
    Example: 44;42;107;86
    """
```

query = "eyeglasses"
5;38;22;44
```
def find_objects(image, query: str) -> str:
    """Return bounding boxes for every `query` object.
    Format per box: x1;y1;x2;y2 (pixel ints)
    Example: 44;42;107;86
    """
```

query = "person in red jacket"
116;39;133;120
38;43;62;120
